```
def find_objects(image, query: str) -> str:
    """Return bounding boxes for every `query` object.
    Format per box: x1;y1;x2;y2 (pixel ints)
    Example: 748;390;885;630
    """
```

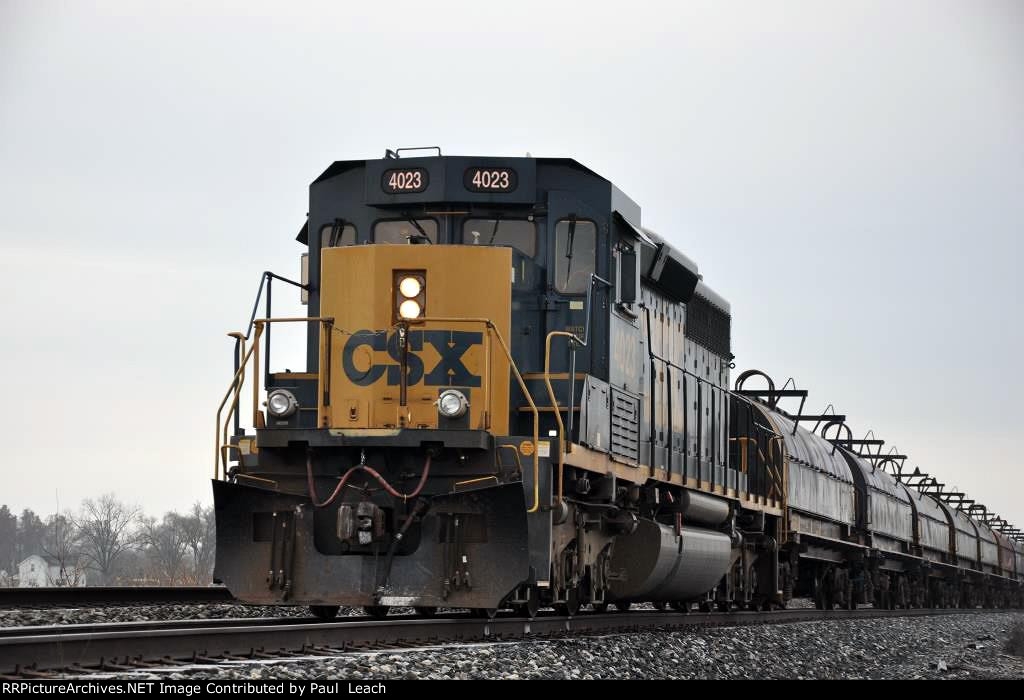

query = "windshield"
320;223;357;247
462;218;536;257
373;219;438;244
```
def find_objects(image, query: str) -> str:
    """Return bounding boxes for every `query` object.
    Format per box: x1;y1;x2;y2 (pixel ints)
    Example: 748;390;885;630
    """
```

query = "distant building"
17;554;87;587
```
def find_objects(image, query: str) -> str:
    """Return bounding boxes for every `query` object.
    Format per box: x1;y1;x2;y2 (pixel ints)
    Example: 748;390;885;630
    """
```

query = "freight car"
211;149;1022;618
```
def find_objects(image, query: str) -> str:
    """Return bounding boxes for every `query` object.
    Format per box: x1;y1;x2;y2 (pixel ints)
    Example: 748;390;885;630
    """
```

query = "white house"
17;554;87;587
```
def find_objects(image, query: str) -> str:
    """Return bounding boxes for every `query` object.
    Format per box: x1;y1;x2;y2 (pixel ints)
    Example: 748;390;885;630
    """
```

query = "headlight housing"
437;389;469;418
394;270;425;321
266;389;299;418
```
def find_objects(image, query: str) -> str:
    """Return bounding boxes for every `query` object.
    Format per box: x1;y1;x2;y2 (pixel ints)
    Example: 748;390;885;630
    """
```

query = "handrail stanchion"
410;316;540;513
252;323;263;427
215;317;333;481
543;330;585;508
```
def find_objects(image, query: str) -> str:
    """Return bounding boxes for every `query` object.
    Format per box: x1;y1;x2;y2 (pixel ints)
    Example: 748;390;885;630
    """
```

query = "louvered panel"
610;389;640;465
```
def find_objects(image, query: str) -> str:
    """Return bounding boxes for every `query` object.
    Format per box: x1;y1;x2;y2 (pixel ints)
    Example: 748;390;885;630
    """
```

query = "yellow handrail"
410;316;541;513
214;317;333;481
215;333;257;480
543;330;584;508
216;314;540;513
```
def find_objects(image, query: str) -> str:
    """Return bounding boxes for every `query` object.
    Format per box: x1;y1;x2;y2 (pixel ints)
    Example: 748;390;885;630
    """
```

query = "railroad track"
0;606;1007;678
0;586;234;609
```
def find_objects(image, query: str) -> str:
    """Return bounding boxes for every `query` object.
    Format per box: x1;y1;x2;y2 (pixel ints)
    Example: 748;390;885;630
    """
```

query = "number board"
382;168;429;194
464;167;517;193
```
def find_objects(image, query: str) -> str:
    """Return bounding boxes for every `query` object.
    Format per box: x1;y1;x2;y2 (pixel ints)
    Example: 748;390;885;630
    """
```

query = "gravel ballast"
79;611;1024;680
0;604;322;627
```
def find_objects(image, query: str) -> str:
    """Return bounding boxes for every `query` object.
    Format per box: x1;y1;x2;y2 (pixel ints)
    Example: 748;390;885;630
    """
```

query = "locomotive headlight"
398;299;422;319
394;270;426;322
437;389;469;418
266;389;299;418
399;276;422;298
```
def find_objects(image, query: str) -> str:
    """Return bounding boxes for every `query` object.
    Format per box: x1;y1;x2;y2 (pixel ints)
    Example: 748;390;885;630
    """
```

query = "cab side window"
462;219;536;257
319;222;357;248
554;219;597;294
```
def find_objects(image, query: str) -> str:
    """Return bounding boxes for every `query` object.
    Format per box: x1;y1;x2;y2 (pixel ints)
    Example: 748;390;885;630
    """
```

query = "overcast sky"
1;1;1021;525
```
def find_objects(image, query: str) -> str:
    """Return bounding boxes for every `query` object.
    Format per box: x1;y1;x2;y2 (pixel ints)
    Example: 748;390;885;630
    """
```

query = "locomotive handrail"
565;274;612;444
215;332;258;479
215;316;334;481
544;330;585;508
539;273;612;508
242;272;310;341
643;307;757;485
407;316;542;513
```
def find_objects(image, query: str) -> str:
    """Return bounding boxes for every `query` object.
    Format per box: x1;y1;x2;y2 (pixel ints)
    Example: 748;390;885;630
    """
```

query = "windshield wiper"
564;215;577;282
405;218;432;244
329;218;347;247
487;215;502;246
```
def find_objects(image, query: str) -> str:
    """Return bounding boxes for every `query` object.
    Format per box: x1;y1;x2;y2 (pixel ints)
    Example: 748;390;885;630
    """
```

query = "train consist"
212;149;1023;618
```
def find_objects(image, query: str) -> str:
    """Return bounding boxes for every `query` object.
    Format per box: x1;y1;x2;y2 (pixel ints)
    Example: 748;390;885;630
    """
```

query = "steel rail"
0;586;234;609
0;606;1010;677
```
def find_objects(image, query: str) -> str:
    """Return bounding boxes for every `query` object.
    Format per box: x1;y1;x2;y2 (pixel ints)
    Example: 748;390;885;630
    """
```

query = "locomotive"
212;149;1023;618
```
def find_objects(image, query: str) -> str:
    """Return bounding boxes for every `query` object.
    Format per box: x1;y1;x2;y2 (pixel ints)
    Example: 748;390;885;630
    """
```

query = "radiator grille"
685;294;731;359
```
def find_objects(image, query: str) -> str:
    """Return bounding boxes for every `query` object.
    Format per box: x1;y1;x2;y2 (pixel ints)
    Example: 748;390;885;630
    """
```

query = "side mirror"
616;243;638;306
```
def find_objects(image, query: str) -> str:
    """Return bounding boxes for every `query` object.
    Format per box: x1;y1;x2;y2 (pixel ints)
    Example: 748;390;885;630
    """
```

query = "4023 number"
382;168;429;194
464;167;517;193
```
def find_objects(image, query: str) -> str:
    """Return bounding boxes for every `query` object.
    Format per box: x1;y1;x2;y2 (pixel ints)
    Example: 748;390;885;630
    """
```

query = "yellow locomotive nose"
318;244;512;433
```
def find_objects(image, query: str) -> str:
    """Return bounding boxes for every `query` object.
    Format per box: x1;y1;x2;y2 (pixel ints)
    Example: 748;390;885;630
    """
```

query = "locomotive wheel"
310;605;339;621
591;602;609;613
716;601;731;613
514;586;540;619
363;605;390;619
699;601;714;613
413;606;438;617
614;601;631;612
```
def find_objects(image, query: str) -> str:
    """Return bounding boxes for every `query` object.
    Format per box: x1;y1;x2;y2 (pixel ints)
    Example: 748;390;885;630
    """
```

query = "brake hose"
306;452;432;508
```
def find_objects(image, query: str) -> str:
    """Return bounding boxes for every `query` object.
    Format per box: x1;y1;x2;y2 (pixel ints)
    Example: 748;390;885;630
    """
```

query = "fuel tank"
607;518;731;602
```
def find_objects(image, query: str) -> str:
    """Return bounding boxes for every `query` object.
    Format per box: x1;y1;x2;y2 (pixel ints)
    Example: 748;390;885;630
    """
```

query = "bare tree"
177;503;216;584
139;514;189;584
74;494;140;585
42;513;86;586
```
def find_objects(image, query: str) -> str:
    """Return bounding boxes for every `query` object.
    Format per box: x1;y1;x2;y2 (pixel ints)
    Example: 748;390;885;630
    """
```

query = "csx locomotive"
212;149;1023;618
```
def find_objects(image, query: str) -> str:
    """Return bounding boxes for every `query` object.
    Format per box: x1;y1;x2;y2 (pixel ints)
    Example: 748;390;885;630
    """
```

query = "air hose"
305;452;432;508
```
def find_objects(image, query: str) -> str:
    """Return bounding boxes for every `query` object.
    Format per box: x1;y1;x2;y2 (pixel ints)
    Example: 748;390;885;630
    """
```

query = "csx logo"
342;330;482;387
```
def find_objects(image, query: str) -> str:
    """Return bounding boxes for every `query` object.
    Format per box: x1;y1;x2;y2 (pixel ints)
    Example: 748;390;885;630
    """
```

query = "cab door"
542;190;608;441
